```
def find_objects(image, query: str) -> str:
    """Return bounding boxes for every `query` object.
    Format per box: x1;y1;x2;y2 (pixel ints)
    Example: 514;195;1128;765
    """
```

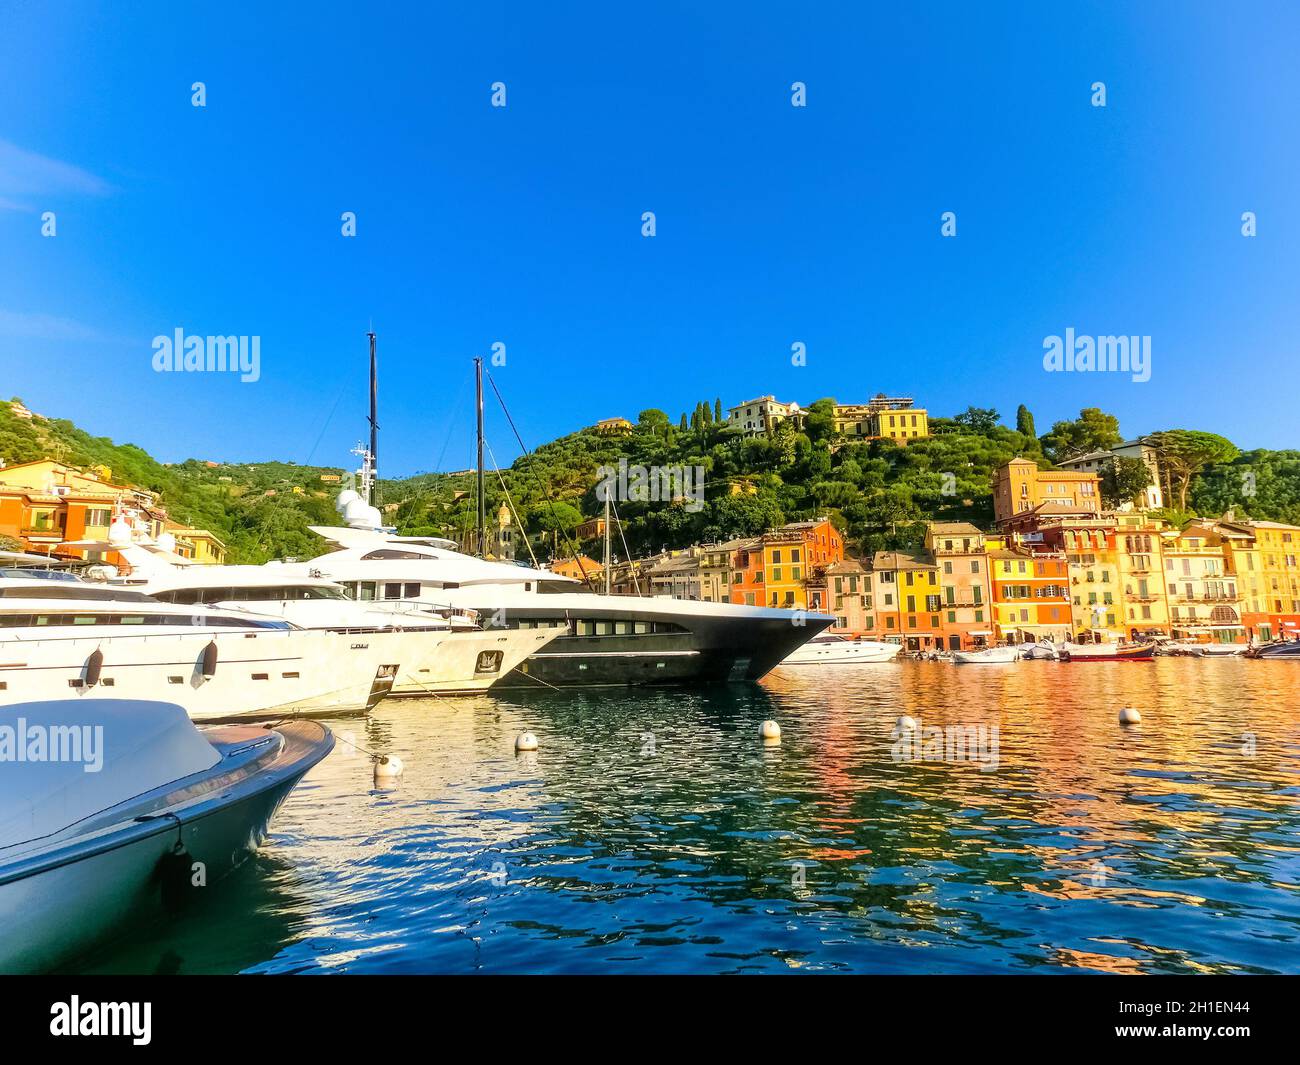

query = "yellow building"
993;457;1102;526
167;526;228;565
1235;520;1300;640
1161;522;1246;644
1114;514;1172;636
831;396;929;443
592;417;633;436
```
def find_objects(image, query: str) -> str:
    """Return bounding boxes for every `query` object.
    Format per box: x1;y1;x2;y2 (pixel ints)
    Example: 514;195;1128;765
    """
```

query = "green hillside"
5;394;1295;565
1;397;343;563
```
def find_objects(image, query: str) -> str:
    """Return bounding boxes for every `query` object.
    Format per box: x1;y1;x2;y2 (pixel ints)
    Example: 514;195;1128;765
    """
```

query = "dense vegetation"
5;394;1296;565
1;398;343;562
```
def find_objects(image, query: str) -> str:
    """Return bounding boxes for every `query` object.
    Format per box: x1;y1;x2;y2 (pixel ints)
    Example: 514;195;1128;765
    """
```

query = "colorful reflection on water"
79;659;1300;974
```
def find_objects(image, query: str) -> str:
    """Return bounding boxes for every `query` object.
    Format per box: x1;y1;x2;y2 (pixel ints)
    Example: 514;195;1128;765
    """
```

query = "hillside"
5;395;1297;565
0;398;344;563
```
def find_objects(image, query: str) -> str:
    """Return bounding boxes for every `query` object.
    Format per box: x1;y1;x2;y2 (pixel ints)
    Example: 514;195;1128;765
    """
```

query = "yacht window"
615;621;633;635
595;621;614;636
357;582;377;601
633;621;651;634
404;582;420;598
362;549;429;560
577;620;596;636
382;583;404;600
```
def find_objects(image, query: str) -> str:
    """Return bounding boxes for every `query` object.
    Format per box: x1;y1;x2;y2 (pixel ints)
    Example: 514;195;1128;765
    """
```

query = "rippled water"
80;659;1300;974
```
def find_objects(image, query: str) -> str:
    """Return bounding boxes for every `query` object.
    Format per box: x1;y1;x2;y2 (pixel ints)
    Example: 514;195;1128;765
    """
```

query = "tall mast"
603;492;612;594
475;356;486;557
367;331;379;506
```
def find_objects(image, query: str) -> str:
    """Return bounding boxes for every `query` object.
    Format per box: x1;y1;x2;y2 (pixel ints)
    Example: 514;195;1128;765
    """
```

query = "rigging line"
432;365;474;473
483;368;590;584
609;495;642;596
303;378;351;467
485;437;541;569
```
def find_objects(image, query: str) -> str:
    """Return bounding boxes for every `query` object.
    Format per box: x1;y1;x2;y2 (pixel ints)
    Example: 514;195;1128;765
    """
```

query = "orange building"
987;543;1073;643
728;537;765;607
993;457;1102;527
550;554;603;583
0;460;162;566
728;519;843;609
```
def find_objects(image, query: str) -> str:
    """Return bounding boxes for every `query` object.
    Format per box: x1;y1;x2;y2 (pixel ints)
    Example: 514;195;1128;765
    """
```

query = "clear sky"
1;1;1297;478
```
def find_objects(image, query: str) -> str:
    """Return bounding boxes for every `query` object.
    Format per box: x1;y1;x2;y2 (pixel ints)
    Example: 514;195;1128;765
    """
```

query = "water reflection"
84;660;1300;974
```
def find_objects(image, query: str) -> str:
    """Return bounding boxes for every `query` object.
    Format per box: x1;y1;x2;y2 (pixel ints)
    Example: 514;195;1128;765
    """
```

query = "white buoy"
515;731;539;752
373;754;404;779
1119;707;1142;725
759;720;781;740
897;714;918;731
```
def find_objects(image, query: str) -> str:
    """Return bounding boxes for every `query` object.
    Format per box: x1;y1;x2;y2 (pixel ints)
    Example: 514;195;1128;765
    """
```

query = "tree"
953;407;1001;434
678;413;688;432
803;398;836;444
1100;456;1153;510
714;398;723;423
637;409;669;431
1039;407;1122;462
1143;430;1239;510
1015;404;1036;438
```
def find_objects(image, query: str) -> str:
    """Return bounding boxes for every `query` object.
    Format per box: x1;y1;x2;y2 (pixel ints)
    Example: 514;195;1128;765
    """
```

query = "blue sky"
1;1;1297;477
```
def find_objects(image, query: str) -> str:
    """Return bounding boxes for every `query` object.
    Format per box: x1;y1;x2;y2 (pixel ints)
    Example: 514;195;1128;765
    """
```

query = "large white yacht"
128;558;564;695
295;524;833;688
0;571;400;719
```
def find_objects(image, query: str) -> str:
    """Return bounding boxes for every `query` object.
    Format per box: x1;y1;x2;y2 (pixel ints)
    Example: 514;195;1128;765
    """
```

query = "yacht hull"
389;626;564;695
0;720;332;974
0;630;398;720
465;601;833;688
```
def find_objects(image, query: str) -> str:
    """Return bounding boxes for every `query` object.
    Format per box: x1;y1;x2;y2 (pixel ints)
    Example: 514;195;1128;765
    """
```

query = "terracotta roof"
870;551;936;571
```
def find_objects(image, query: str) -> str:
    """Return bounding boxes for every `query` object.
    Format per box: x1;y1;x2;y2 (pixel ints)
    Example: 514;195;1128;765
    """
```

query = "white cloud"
0;139;114;209
0;309;111;343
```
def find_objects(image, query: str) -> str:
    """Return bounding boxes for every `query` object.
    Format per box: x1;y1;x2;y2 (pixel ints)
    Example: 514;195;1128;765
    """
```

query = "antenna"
367;331;379;507
475;356;486;557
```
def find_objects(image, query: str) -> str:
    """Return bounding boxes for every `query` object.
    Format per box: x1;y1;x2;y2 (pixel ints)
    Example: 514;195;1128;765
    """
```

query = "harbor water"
75;659;1300;974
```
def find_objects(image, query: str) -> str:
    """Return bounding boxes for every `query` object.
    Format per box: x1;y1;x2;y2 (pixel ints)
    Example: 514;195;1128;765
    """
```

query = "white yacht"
294;524;833;688
952;645;1022;664
0;571;400;719
132;561;564;695
0;697;333;973
778;634;902;664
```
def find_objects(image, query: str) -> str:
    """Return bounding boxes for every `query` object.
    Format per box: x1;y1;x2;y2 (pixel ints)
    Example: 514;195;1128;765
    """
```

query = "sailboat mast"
367;331;379;506
475;356;486;557
603;493;612;594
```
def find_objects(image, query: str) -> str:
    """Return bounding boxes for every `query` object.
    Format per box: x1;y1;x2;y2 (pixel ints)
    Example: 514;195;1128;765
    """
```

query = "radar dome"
108;517;133;546
336;489;361;513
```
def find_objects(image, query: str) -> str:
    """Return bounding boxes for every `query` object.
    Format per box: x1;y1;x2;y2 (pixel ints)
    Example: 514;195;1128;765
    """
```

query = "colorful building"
1162;522;1246;644
986;542;1073;644
1235;520;1300;642
993;457;1102;526
1113;514;1171;637
0;459;166;566
831;396;930;444
726;396;802;436
872;550;943;650
925;521;993;649
818;557;876;635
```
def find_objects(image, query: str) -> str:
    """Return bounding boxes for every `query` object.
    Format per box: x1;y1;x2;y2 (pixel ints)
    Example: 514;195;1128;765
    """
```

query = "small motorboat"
1059;642;1155;662
1019;642;1058;661
779;634;902;664
0;699;333;973
1245;640;1300;659
952;645;1022;664
1196;643;1244;657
